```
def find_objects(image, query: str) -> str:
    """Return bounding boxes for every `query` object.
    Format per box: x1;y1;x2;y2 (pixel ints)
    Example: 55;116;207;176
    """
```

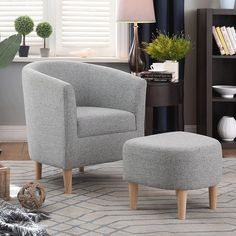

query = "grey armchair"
22;61;147;193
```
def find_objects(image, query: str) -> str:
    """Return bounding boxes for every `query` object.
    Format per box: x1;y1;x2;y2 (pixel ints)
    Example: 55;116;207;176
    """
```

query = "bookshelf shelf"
221;141;236;149
197;8;236;150
213;55;236;59
212;9;236;15
212;97;236;102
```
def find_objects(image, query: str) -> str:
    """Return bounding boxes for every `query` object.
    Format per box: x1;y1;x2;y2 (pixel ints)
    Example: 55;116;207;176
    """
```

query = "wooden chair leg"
177;190;188;220
35;162;42;180
128;182;138;209
209;185;218;209
63;170;72;194
79;166;84;173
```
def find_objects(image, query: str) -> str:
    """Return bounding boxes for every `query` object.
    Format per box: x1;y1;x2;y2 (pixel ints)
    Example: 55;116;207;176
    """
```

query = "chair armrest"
22;67;77;169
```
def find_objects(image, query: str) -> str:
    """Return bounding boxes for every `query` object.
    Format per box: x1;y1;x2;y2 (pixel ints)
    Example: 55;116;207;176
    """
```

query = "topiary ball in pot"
14;15;34;57
36;22;53;57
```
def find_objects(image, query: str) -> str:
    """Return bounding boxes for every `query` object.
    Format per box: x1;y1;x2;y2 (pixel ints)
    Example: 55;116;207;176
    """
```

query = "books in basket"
213;25;236;56
140;71;176;82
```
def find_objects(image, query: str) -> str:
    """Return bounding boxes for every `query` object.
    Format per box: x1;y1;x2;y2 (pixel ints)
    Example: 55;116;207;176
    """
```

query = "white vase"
220;0;235;9
217;116;236;141
164;60;179;82
40;48;50;57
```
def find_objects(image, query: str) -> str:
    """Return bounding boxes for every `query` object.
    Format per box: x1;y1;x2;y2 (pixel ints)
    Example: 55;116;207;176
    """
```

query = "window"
0;0;128;57
0;0;44;54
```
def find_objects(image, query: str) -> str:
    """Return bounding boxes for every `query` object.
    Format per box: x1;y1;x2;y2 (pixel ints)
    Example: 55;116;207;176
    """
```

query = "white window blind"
0;0;44;53
56;0;116;57
0;0;126;57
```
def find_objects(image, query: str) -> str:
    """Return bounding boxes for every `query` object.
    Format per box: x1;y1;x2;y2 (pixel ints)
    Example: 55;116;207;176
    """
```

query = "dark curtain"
130;0;185;133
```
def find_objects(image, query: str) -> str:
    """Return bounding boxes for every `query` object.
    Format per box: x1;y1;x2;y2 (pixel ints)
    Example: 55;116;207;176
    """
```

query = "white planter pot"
220;0;235;9
40;48;50;57
217;116;236;141
164;60;179;82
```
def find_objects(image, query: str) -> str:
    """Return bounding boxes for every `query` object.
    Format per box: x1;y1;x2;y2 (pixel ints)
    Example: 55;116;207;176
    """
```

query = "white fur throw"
0;200;48;236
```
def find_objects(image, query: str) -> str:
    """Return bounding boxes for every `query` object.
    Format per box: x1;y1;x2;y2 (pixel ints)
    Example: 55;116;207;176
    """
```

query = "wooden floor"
222;149;236;158
0;142;235;161
0;143;30;160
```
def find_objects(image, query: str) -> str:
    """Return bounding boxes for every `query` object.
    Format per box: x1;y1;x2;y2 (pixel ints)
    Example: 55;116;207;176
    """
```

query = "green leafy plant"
14;16;34;46
0;34;22;68
36;22;53;48
143;32;191;61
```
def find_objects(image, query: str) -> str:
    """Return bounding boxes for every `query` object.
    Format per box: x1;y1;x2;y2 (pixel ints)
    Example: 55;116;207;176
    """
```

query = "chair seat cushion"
77;106;136;138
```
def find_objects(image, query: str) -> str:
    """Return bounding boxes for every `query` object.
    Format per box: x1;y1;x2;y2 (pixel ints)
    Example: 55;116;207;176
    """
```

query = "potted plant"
143;32;191;81
36;22;53;57
14;16;34;57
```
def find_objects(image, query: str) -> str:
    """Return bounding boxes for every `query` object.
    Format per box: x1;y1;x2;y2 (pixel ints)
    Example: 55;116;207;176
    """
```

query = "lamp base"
129;23;146;75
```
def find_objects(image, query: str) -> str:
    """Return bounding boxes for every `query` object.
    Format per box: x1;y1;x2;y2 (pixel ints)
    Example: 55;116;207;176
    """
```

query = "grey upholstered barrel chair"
22;61;147;193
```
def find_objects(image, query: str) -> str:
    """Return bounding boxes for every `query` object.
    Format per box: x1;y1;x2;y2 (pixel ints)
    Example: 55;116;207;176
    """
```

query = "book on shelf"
221;26;235;55
215;26;230;55
230;27;236;51
227;27;236;52
140;71;177;82
212;26;225;55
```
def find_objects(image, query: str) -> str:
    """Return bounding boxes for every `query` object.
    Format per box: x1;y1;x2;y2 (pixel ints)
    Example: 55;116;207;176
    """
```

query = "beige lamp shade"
116;0;156;23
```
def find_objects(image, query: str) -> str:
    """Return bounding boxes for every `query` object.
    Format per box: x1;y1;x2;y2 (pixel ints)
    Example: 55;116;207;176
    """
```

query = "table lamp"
116;0;156;75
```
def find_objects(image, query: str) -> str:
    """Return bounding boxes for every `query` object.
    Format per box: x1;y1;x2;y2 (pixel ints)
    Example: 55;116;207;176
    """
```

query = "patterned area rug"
2;158;236;236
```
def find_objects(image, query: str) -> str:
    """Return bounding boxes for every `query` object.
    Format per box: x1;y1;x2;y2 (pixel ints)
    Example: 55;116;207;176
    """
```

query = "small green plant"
14;16;34;46
143;32;191;61
36;22;53;48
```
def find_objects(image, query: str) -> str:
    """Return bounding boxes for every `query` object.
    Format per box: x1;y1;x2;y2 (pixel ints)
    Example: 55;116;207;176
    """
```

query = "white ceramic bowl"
212;85;236;99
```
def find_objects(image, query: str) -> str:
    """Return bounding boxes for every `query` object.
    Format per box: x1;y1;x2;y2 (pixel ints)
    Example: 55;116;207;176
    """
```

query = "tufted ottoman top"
123;132;223;190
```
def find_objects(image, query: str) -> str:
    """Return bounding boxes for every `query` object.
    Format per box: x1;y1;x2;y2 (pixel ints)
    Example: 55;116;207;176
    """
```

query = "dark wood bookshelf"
197;8;236;149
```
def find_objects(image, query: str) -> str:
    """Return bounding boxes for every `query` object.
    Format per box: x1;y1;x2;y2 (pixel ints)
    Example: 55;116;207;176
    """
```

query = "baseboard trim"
0;126;27;142
0;125;197;142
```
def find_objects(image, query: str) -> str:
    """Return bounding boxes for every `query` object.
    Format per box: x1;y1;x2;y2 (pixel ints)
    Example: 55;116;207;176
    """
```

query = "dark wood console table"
145;81;184;135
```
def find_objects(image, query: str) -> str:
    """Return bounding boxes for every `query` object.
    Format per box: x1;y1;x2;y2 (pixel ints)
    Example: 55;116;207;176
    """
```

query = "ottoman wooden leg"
129;182;138;209
177;190;187;220
209;185;218;209
35;162;42;180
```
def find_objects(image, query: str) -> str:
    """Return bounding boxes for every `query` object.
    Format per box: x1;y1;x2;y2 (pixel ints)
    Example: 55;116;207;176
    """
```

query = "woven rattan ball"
17;182;46;209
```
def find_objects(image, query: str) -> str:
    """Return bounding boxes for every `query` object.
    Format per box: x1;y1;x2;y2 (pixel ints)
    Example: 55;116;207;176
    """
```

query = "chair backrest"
27;61;94;106
25;60;146;115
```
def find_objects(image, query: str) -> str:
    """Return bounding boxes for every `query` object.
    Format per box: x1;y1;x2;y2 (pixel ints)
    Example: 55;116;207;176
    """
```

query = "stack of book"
212;26;236;55
140;71;176;82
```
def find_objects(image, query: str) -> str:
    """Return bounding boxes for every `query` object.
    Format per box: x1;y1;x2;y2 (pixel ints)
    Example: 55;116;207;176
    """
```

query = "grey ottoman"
123;132;222;220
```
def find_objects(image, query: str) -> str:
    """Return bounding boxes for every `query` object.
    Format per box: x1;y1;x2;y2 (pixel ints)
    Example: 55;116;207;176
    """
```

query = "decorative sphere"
17;182;46;209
